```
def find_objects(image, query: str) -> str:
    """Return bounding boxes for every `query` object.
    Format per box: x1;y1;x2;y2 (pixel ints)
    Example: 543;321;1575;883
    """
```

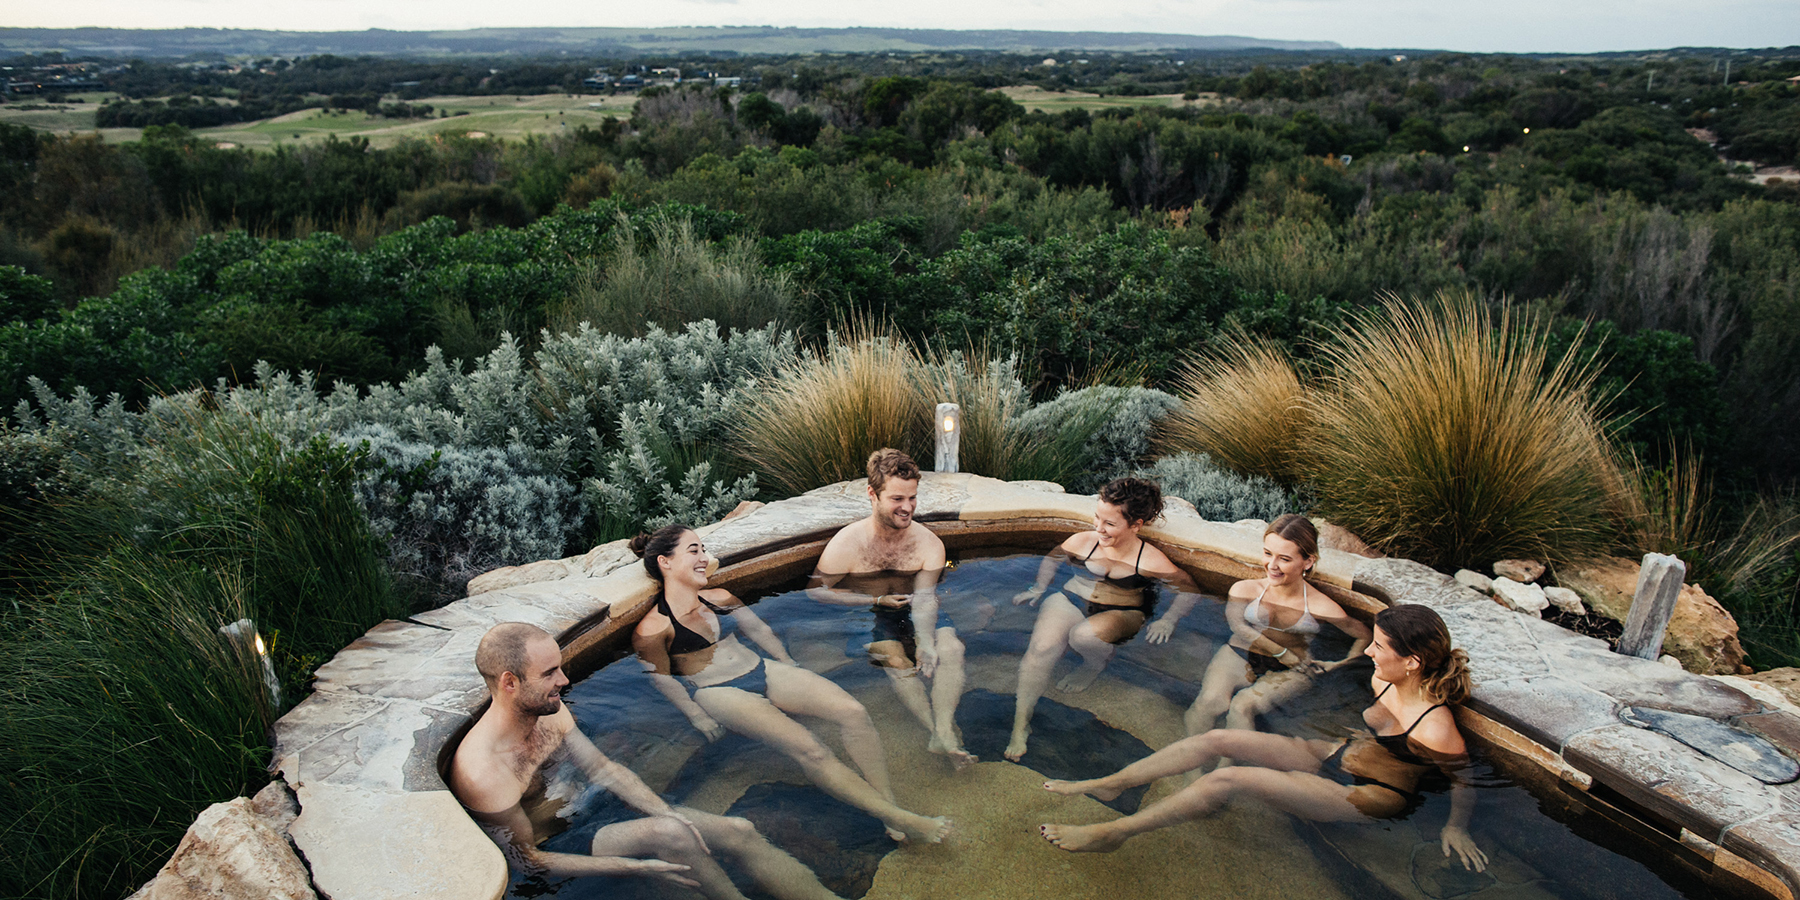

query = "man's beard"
519;693;563;717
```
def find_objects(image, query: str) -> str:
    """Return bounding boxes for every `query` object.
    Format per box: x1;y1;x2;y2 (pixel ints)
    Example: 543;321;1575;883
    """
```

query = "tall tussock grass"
734;331;932;495
1161;331;1311;483
553;215;793;337
735;334;1109;494
0;400;404;900
1307;292;1618;568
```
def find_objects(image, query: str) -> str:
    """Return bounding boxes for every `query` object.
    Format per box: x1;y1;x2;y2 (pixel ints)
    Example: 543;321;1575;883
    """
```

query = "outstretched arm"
1319;605;1373;670
909;565;945;675
634;629;725;740
807;570;886;607
726;602;797;664
1014;546;1071;605
564;728;711;854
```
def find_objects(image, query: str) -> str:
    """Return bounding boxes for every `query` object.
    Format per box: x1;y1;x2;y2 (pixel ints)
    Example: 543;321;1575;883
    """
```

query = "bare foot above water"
1042;779;1122;802
1040;822;1125;853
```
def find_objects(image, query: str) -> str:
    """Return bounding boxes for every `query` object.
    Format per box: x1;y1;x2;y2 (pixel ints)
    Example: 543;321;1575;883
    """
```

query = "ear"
498;670;520;694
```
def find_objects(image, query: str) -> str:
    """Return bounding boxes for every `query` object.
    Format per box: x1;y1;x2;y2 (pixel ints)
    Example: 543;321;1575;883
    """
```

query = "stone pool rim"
269;473;1800;900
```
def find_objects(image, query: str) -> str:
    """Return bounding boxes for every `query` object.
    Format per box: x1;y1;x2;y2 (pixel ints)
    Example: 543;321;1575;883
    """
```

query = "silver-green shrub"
1013;385;1180;493
1133;451;1291;523
339;424;582;597
584;402;759;541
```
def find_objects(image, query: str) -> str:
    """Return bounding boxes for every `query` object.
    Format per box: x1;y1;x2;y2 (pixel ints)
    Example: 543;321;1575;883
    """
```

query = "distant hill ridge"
0;26;1341;58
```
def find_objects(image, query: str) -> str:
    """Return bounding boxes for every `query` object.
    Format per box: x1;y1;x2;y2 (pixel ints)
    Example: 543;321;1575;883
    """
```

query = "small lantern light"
221;617;282;709
1523;127;1530;134
934;403;961;474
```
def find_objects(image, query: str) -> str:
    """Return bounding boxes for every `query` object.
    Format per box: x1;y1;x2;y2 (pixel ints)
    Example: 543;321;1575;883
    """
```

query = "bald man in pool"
809;449;976;770
448;622;846;900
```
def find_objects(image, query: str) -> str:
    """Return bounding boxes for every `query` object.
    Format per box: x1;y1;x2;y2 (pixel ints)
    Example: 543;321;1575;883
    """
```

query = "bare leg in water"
590;810;848;900
875;629;975;770
1007;594;1085;761
696;671;952;843
1039;729;1362;852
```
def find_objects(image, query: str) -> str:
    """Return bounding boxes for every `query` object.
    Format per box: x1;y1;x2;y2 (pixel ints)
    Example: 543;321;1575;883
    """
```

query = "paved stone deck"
269;473;1800;900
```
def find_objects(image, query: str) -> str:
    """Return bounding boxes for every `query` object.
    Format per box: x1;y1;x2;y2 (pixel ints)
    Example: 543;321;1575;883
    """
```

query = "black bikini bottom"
1229;643;1287;681
862;604;955;668
1081;600;1148;644
1319;741;1425;821
691;658;768;695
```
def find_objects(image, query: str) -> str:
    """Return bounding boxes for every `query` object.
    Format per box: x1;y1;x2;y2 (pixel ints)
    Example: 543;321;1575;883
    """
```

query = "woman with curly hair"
1006;477;1203;761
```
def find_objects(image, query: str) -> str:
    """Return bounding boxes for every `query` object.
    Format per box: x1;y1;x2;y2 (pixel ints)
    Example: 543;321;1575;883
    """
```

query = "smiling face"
1093;500;1144;548
868;477;919;533
1262;532;1314;587
510;634;569;717
1364;626;1420;684
657;530;711;588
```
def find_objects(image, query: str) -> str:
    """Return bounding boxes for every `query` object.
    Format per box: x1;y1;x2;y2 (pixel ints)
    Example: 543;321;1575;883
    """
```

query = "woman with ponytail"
1038;604;1485;873
630;525;951;844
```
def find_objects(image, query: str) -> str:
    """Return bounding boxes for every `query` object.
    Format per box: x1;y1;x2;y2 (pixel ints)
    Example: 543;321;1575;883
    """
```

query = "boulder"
1559;557;1746;675
1491;577;1549;615
1454;569;1494;594
1542;586;1586;615
465;558;574;596
1743;668;1800;709
724;500;765;520
1316;519;1384;559
1493;559;1546;583
143;797;317;900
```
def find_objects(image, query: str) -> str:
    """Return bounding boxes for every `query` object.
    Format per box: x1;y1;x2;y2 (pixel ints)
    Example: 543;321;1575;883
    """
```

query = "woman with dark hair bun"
631;524;951;844
1039;604;1485;873
1005;477;1204;762
1184;513;1371;735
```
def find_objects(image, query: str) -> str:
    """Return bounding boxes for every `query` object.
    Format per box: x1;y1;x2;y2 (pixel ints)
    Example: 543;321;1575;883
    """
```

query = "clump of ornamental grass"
553;215;793;338
1161;330;1312;484
733;330;932;494
914;344;1110;485
1616;444;1715;562
1307;291;1618;568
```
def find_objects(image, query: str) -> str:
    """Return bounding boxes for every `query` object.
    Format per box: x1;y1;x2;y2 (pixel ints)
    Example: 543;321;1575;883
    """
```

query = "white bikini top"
1244;581;1319;635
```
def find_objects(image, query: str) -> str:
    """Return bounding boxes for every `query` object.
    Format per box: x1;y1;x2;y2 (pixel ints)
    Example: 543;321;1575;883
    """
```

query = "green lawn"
996;85;1226;113
0;93;637;147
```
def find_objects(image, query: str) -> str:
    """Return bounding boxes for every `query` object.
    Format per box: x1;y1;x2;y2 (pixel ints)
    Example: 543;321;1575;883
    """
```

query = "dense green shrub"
1133;451;1291;523
1013;385;1180;493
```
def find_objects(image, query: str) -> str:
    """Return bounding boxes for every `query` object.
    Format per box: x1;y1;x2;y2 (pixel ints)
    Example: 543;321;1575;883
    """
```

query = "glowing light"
254;633;267;656
943;417;956;432
1523;127;1531;134
1463;145;1471;152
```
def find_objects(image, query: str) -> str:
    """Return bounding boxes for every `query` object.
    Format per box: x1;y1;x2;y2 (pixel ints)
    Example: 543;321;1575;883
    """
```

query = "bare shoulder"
701;588;743;611
449;720;513;813
1062;532;1099;555
1412;705;1468;757
633;606;673;642
816;521;868;572
910;522;947;566
1136;541;1183;576
1228;578;1267;601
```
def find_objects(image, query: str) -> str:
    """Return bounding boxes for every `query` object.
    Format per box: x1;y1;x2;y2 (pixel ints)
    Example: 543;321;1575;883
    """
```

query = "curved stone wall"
266;473;1800;900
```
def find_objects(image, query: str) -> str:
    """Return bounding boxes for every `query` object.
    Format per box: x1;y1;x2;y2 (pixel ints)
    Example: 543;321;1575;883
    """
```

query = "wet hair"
476;622;552;688
629;523;694;582
866;448;921;494
1264;514;1320;572
1098;477;1164;526
1373;605;1471;706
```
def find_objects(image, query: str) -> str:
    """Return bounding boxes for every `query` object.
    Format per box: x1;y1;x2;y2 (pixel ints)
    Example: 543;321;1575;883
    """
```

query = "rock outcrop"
1559;557;1745;675
138;792;315;900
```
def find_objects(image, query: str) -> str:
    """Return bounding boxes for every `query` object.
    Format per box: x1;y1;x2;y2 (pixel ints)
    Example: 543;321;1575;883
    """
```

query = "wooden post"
934;403;960;473
1617;553;1687;660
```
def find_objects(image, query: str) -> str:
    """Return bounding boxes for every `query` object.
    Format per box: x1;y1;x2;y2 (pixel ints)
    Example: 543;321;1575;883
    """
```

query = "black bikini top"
655;593;738;656
1368;683;1447;767
1078;539;1154;590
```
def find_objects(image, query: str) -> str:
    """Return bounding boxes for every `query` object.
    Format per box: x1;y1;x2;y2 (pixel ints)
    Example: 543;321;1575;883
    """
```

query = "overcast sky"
10;0;1800;54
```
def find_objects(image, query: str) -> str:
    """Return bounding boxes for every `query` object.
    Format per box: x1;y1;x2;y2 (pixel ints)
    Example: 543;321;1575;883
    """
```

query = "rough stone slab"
1621;707;1800;785
1467;677;1619;751
290;784;506;900
1745;669;1800;709
1537;639;1762;719
144;797;316;900
699;478;881;562
1733;711;1800;763
1722;810;1800;900
276;695;461;792
1354;558;1489;610
1564;724;1778;842
273;692;395;777
465;558;576;596
311;622;489;708
407;603;503;632
477;579;616;622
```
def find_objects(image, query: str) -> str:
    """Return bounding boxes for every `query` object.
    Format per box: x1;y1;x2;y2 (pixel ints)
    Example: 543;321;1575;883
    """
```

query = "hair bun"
627;533;653;557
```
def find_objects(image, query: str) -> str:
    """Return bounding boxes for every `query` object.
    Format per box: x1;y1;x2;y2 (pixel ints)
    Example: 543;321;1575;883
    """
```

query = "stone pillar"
1617;552;1687;660
934;403;960;473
